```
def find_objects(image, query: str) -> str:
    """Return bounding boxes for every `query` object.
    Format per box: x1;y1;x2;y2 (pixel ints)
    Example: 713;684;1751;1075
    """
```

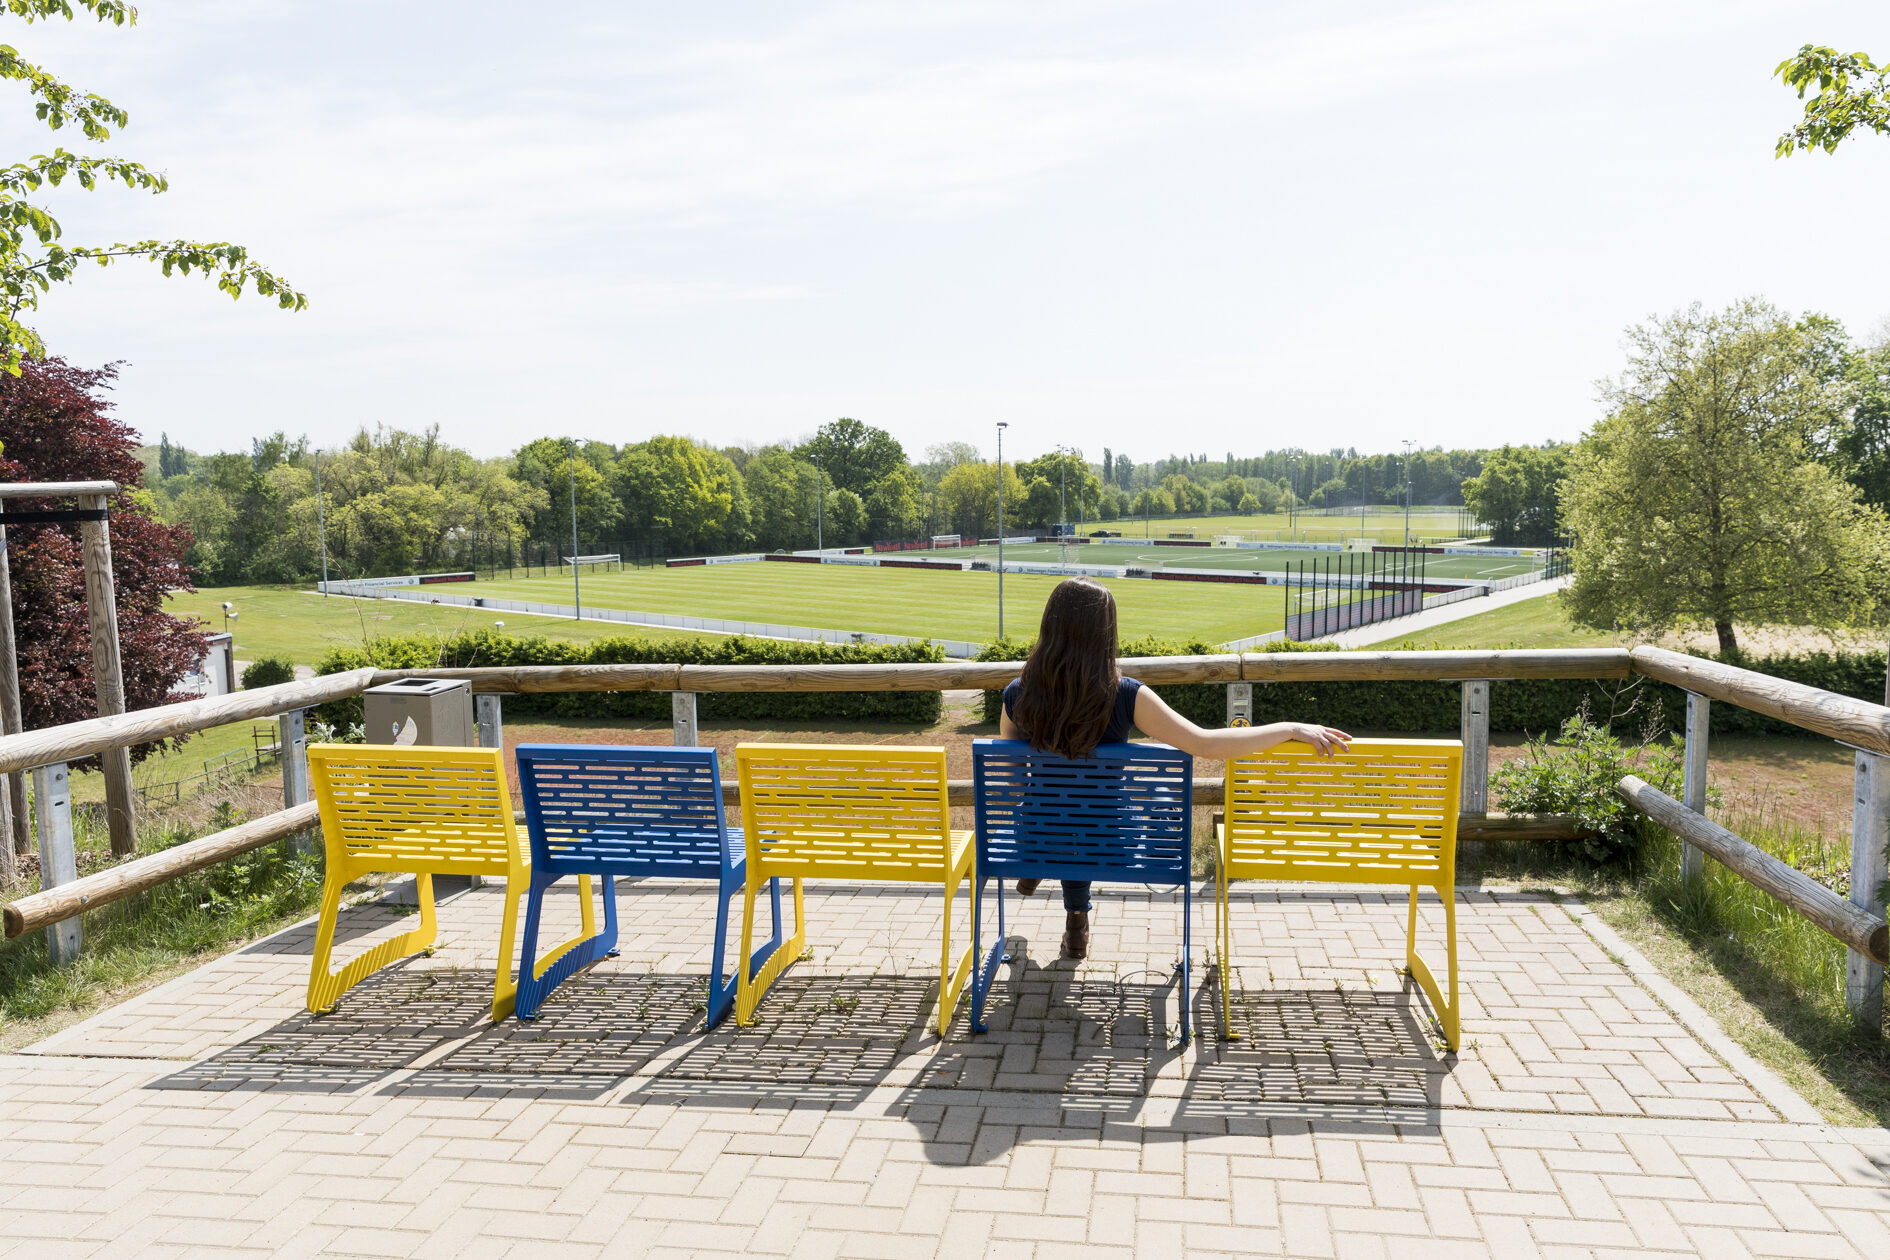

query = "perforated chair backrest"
973;739;1192;885
515;744;727;877
1223;739;1461;885
736;744;952;879
307;743;521;875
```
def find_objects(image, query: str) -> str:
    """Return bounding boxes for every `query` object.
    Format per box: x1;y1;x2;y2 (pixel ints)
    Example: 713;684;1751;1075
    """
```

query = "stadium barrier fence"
7;646;1889;1035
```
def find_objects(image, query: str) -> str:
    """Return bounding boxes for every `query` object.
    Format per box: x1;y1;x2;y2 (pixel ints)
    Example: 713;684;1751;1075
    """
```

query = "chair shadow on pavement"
148;963;704;1102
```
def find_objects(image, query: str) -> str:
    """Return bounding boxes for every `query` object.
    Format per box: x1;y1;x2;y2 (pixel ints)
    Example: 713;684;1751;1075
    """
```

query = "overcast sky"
11;1;1890;463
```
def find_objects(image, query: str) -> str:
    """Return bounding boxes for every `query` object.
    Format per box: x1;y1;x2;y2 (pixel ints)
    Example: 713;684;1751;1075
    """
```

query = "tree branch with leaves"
0;0;306;372
1775;45;1889;157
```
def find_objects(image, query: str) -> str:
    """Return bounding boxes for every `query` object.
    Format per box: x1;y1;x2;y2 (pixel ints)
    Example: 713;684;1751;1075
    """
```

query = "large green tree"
796;417;905;497
1563;299;1890;654
742;446;820;551
615;436;747;555
1460;445;1569;546
0;1;305;371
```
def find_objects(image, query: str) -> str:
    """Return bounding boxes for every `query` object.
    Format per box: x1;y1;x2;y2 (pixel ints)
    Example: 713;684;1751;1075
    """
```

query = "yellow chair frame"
734;744;974;1033
1215;738;1463;1050
306;744;560;1022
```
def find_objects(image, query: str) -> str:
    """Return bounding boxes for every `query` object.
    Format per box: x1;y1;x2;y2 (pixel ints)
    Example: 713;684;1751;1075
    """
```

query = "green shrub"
1489;710;1699;862
240;656;296;690
313;629;945;728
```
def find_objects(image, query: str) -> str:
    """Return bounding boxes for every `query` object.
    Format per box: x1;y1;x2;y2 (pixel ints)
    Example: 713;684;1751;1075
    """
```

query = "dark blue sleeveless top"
1001;676;1143;748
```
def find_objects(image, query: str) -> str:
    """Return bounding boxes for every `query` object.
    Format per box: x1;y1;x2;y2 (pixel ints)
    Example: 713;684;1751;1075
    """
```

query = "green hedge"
978;638;1889;738
314;630;945;727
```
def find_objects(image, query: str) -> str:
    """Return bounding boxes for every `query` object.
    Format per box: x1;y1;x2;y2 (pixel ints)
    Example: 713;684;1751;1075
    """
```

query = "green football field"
1091;507;1477;546
945;539;1541;582
425;564;1293;645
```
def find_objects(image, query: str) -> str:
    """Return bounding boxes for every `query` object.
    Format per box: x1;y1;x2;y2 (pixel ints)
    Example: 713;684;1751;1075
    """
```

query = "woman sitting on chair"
998;577;1351;959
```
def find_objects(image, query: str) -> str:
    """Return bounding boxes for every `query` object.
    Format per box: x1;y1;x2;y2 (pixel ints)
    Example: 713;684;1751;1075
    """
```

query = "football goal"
929;534;963;550
563;553;622;573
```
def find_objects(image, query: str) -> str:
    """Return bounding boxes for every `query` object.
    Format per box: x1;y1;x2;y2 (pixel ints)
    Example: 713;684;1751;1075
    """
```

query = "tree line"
146;423;1519;585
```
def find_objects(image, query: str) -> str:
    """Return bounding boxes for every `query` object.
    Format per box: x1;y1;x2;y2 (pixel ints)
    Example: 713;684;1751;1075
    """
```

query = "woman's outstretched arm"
1131;685;1350;759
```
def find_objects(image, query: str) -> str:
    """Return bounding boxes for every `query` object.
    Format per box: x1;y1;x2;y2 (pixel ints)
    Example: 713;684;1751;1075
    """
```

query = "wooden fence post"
76;494;136;857
1460;680;1489;814
1850;752;1889;1034
29;762;80;964
476;694;503;752
1225;682;1252;728
672;692;698;747
1682;692;1710;884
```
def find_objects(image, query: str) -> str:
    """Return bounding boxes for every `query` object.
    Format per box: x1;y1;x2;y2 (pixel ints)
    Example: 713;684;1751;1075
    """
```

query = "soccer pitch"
1101;508;1476;546
949;540;1542;582
443;564;1292;645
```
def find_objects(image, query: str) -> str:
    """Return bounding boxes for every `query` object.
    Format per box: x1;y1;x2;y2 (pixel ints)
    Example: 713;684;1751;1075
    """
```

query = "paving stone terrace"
6;877;1890;1257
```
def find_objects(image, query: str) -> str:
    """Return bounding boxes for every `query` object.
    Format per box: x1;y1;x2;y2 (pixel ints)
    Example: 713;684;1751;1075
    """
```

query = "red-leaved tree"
0;358;205;755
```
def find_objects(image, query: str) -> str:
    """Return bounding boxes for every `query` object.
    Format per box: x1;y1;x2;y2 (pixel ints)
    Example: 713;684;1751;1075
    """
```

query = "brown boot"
1015;879;1041;896
1061;910;1090;959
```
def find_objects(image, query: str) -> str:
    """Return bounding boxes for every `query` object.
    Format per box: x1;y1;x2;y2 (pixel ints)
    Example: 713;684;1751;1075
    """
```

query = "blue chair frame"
513;744;787;1026
969;739;1195;1040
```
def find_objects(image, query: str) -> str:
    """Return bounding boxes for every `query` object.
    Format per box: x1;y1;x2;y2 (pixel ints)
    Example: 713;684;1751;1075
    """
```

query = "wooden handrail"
1243;648;1632;681
1629;646;1890;757
0;481;121;499
0;669;378;776
3;801;319;938
1617;775;1889;965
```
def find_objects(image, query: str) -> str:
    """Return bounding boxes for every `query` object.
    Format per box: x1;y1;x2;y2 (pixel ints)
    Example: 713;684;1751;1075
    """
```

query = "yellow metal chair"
306;744;539;1021
733;744;974;1033
1216;739;1463;1050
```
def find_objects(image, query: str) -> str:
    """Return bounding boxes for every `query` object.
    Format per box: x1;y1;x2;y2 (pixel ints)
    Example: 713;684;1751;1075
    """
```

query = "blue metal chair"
513;744;787;1026
970;739;1195;1040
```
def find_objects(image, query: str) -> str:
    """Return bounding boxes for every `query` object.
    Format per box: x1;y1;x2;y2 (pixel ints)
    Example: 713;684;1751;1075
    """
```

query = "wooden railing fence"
0;645;1884;1030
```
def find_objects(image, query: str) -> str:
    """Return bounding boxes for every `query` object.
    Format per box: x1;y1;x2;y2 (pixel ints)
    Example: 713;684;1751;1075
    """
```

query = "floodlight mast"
996;422;1008;640
1401;438;1415;547
315;452;329;597
568;438;581;622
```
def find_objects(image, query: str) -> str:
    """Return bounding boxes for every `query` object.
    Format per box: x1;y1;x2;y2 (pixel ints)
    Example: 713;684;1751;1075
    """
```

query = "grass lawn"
1103;507;1475;545
1375;592;1616;650
167;585;722;668
447;564;1284;645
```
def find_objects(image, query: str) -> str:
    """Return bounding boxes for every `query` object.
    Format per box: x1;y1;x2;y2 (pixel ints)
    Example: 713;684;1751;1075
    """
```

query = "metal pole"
76;494;134;857
568;439;581;622
31;762;80;964
814;456;823;553
672;691;699;746
995;423;1008;639
1460;681;1490;814
315;452;329;596
1402;439;1414;547
475;694;504;752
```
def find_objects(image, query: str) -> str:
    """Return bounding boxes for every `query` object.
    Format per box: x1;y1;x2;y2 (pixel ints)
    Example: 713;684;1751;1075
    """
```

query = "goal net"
563;553;621;572
929;534;963;550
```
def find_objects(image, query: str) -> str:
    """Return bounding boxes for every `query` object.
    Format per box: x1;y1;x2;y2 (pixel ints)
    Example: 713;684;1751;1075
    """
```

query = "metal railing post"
279;708;312;854
30;762;80;964
1849;752;1888;1033
1682;692;1709;884
672;692;699;747
1226;682;1252;728
476;694;504;751
1459;680;1489;814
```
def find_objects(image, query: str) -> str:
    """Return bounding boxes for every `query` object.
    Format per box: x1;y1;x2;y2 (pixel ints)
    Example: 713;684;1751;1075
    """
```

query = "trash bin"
362;678;474;748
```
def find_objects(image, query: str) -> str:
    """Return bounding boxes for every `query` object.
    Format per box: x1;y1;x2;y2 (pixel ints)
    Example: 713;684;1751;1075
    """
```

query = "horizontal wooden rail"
373;648;1633;695
1617;775;1889;965
0;481;120;499
1629;646;1890;757
0;669;379;776
3;802;319;938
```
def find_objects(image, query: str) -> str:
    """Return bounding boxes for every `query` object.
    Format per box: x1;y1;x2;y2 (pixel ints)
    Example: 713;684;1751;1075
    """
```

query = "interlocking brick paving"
4;877;1888;1256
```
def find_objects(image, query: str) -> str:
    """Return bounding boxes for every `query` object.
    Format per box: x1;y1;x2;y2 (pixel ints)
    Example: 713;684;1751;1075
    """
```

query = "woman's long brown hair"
1013;577;1120;759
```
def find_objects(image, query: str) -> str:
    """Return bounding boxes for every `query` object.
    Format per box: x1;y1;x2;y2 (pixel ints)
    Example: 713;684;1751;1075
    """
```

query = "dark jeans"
1060;880;1091;913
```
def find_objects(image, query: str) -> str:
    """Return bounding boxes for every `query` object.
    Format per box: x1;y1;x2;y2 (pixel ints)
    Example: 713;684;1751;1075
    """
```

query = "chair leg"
710;873;784;1031
1178;878;1192;1044
516;872;620;1021
491;876;522;1022
1217;856;1237;1041
971;874;1008;1035
737;872;803;1026
936;862;975;1036
1402;882;1461;1053
307;868;439;1015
